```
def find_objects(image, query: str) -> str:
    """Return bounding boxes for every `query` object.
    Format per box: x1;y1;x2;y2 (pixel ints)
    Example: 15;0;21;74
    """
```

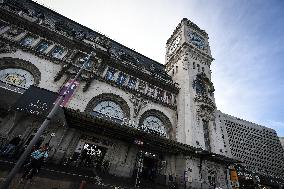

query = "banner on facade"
12;85;58;117
58;79;79;107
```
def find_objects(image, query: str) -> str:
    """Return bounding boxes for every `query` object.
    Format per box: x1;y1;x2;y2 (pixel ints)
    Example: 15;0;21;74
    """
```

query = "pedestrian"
20;143;49;183
0;135;22;156
80;148;88;166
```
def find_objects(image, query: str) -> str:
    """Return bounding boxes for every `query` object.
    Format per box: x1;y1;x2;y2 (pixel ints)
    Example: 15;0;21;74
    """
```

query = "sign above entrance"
12;86;58;117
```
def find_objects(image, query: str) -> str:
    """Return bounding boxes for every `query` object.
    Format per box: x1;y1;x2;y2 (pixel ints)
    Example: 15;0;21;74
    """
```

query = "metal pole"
0;48;95;189
135;150;143;188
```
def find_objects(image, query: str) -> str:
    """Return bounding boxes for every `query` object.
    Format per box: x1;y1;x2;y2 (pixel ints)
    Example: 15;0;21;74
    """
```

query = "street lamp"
0;45;96;189
134;139;144;188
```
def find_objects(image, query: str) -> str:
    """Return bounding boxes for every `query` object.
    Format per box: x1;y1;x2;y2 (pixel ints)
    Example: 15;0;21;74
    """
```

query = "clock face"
188;31;205;49
168;35;181;55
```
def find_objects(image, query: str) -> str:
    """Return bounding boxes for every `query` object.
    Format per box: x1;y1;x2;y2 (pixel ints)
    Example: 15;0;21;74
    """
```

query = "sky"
33;0;284;136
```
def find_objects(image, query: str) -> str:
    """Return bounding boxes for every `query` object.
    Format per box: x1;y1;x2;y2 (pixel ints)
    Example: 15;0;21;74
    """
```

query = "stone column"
51;128;80;164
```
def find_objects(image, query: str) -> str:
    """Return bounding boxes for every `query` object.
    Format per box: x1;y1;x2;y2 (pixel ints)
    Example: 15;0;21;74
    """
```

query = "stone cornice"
0;30;179;95
0;38;178;110
0;7;96;54
0;5;179;94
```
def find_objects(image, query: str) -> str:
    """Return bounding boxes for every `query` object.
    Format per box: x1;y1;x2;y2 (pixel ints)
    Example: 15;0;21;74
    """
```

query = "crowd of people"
0;135;50;183
20;143;49;183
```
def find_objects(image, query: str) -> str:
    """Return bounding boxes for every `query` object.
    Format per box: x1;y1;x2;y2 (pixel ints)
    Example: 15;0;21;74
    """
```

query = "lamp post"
134;139;144;188
0;46;96;189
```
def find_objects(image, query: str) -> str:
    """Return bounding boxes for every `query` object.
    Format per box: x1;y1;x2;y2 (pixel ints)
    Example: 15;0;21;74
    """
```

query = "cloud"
34;0;284;136
262;120;284;136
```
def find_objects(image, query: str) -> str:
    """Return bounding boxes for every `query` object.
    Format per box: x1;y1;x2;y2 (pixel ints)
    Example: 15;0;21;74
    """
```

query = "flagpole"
0;46;96;189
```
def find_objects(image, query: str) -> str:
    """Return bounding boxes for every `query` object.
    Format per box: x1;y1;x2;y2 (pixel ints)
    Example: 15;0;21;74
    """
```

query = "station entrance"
135;150;165;185
73;139;108;170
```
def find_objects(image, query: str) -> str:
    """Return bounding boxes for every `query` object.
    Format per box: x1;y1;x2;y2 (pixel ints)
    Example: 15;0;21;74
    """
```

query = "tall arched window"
142;116;168;138
93;100;124;120
0;68;34;88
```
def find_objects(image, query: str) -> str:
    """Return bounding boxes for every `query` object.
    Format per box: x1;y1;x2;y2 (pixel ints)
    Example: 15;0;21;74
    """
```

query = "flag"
58;79;79;107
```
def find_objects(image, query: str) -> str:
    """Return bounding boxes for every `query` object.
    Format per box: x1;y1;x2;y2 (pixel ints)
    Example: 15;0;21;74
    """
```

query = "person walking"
20;143;49;183
0;135;22;156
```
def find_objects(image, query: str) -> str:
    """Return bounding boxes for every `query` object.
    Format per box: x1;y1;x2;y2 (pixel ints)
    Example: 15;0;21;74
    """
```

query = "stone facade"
0;1;283;189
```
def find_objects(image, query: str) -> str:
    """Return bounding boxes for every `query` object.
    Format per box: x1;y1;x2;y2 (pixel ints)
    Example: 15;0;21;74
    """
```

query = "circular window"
0;68;34;88
142;116;168;138
93;100;124;120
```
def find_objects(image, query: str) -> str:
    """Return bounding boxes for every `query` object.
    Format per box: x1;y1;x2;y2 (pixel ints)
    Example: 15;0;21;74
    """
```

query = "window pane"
116;72;127;85
93;100;124;120
105;68;116;81
51;46;64;58
20;36;36;46
36;41;50;53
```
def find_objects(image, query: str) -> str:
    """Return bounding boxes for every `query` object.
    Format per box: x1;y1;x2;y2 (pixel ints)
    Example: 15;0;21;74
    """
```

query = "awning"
64;108;238;164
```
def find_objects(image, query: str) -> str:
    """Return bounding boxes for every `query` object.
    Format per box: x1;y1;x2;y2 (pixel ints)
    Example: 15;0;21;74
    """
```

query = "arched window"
208;169;216;187
142;116;168;138
0;68;34;88
93;100;124;120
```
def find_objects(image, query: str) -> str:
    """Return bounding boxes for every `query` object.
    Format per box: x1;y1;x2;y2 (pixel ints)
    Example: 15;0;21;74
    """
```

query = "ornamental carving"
0;57;41;86
53;51;102;89
194;93;216;121
129;94;148;118
181;46;213;65
196;103;215;122
95;35;111;49
193;73;215;95
0;42;17;53
109;47;124;61
54;21;74;38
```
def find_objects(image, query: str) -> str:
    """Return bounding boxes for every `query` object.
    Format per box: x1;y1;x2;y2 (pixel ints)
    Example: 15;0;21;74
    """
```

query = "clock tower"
166;18;226;154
